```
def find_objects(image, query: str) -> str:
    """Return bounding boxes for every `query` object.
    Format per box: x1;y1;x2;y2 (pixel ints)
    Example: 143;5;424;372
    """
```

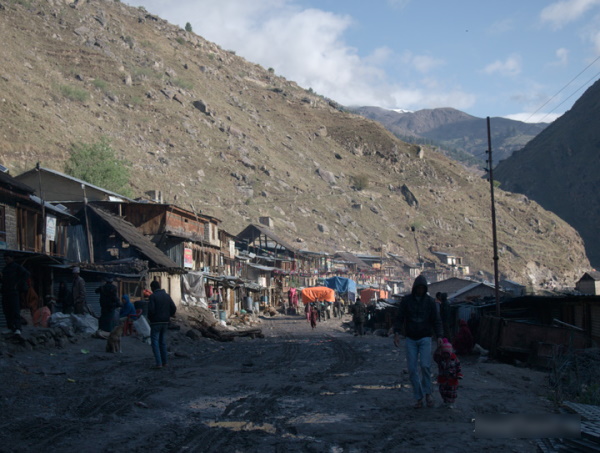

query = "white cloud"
552;47;570;65
488;18;515;35
412;55;445;73
504;112;562;123
540;0;600;29
400;51;445;74
129;0;476;111
483;54;522;76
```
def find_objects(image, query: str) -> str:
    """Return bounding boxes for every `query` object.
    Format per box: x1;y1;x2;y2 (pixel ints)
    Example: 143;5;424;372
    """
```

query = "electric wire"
522;54;600;125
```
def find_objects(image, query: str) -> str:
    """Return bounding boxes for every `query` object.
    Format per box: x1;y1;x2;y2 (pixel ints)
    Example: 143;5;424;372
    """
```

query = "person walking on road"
393;275;443;409
333;296;342;319
352;300;367;336
96;276;120;332
148;280;177;369
309;302;318;329
433;338;462;408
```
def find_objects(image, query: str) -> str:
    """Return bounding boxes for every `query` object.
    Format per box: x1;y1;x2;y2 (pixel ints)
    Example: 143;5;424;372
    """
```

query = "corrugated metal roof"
17;167;136;202
237;224;299;254
88;205;181;271
0;171;34;194
333;252;371;269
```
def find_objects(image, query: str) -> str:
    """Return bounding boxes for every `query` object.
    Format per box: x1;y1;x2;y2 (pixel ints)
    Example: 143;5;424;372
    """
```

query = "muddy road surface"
0;312;555;452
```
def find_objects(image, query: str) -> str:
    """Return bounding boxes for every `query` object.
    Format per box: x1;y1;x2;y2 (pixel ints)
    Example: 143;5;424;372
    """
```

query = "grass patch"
92;78;108;91
129;95;144;106
173;78;194;90
59;84;89;102
131;66;158;82
176;37;185;45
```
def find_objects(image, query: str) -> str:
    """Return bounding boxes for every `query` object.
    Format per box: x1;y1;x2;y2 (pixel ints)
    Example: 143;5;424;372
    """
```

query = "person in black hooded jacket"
393;275;443;408
148;280;177;369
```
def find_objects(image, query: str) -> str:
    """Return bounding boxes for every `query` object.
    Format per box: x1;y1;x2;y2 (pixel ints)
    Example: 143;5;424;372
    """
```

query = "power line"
534;69;600;124
522;54;600;124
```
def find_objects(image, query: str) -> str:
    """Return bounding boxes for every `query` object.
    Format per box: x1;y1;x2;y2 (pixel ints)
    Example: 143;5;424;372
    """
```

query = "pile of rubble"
184;306;264;342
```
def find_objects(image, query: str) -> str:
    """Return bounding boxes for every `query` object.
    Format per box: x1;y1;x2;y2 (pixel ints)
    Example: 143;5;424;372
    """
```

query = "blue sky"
129;0;600;122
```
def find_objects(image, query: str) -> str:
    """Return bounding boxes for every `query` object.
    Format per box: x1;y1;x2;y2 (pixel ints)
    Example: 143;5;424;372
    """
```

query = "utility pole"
486;117;501;316
411;225;422;270
82;184;94;263
36;163;46;254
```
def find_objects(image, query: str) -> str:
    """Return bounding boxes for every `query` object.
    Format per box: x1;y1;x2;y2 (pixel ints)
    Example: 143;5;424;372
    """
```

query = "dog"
106;321;125;353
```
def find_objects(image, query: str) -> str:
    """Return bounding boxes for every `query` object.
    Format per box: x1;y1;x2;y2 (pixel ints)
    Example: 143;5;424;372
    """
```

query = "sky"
128;0;600;123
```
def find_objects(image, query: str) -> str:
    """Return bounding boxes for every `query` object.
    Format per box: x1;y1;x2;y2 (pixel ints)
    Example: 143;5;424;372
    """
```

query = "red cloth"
309;306;318;328
33;306;52;328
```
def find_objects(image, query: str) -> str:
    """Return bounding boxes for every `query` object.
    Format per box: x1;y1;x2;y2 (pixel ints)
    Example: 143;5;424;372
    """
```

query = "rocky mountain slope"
494;78;600;268
0;0;590;288
350;106;548;168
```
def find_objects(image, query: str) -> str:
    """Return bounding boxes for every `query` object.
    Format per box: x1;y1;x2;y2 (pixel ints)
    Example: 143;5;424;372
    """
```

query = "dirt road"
0;312;554;452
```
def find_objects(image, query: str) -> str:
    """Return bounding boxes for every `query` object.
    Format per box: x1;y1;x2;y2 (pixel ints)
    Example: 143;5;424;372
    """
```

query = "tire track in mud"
74;386;157;418
163;391;293;452
305;334;366;382
27;386;159;450
260;321;301;371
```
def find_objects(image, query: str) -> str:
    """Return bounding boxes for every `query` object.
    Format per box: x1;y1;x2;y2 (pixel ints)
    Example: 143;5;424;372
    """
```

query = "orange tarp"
301;286;336;304
360;288;388;304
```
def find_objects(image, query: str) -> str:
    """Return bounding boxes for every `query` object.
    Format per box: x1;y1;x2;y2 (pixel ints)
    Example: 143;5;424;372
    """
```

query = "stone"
193;100;210;115
317;168;336;185
315;126;327;137
401;184;418;207
160;88;176;99
317;223;329;233
240;156;255;169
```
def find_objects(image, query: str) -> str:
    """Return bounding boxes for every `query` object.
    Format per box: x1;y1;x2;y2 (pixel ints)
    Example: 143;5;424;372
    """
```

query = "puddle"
206;421;277;434
289;412;350;424
353;384;398;390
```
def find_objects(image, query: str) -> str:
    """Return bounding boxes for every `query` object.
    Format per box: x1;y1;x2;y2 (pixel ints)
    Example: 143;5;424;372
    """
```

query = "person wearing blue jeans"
150;323;169;367
394;275;443;408
147;280;177;369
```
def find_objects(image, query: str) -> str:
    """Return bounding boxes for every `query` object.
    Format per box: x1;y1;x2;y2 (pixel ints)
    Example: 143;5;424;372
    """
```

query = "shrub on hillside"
59;84;89;102
352;174;369;191
65;138;132;197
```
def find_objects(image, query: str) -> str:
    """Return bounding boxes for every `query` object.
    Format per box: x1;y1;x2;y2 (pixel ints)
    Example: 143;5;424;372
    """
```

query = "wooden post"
36;163;46;254
486;117;501;316
82;184;94;263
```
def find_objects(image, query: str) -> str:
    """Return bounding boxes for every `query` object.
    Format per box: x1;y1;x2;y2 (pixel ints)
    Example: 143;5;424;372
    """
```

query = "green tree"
185;22;193;32
65;138;133;197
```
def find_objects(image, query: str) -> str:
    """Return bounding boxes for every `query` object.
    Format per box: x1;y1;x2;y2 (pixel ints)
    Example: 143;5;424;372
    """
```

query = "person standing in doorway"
394;275;443;409
71;267;87;315
148;280;177;369
1;252;30;335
